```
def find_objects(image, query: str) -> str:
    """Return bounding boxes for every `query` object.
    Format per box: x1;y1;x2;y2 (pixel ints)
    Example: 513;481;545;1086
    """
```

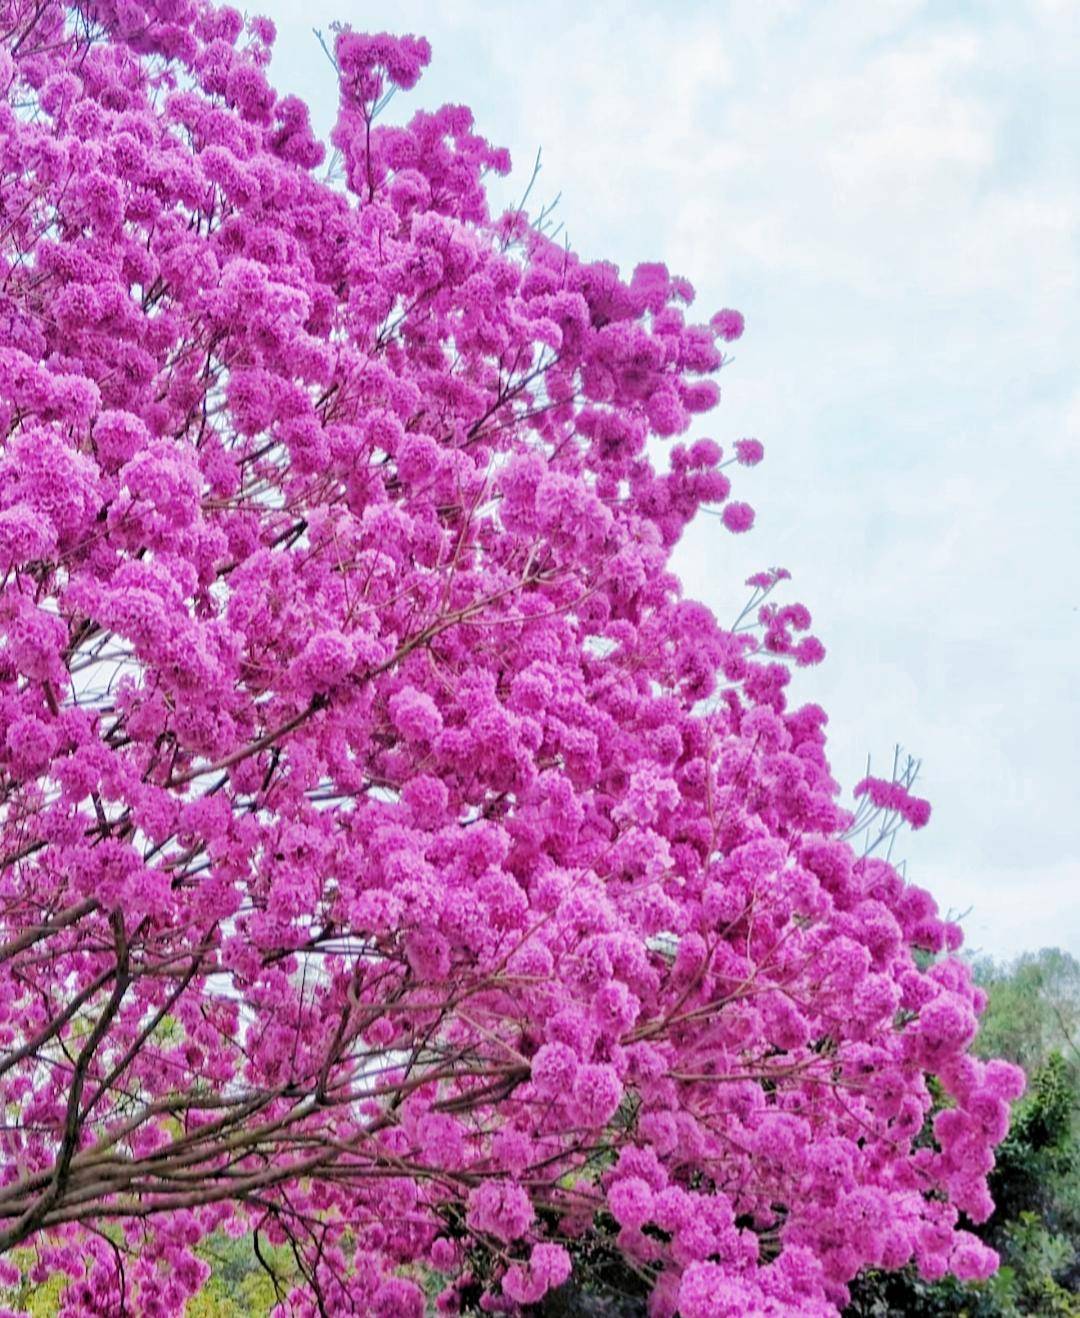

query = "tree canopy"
0;2;1026;1314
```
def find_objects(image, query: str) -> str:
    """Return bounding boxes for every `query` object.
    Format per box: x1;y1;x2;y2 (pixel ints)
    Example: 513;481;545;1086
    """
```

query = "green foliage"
990;1051;1077;1229
971;949;1080;1076
0;1250;69;1316
0;1235;302;1317
843;1265;1019;1317
185;1234;300;1316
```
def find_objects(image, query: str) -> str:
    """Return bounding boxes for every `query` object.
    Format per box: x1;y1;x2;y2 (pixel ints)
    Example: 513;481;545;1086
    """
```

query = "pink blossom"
678;1263;765;1317
854;775;933;829
502;1243;572;1304
608;1176;655;1229
721;500;756;533
531;1041;578;1096
710;308;745;342
373;1278;425;1317
572;1063;624;1126
466;1181;535;1243
734;437;765;465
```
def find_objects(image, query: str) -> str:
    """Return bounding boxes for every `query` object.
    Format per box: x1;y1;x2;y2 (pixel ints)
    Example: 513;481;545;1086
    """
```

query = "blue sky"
255;0;1079;960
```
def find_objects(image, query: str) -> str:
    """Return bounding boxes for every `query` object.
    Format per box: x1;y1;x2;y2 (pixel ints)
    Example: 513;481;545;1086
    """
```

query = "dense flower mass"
0;2;1020;1314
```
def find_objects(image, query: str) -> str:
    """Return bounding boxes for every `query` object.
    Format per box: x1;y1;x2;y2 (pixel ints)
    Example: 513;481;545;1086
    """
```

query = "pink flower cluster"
854;774;933;829
0;3;1019;1315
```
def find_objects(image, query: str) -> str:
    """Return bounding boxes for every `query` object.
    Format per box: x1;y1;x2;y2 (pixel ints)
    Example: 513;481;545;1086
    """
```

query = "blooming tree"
0;2;1023;1314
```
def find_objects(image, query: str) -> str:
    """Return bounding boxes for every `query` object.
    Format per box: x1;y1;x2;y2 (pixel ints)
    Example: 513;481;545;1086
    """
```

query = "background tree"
0;1;1023;1313
972;950;1080;1077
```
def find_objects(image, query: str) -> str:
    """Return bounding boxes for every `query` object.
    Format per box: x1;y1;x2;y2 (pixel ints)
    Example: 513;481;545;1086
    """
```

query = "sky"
254;0;1079;961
